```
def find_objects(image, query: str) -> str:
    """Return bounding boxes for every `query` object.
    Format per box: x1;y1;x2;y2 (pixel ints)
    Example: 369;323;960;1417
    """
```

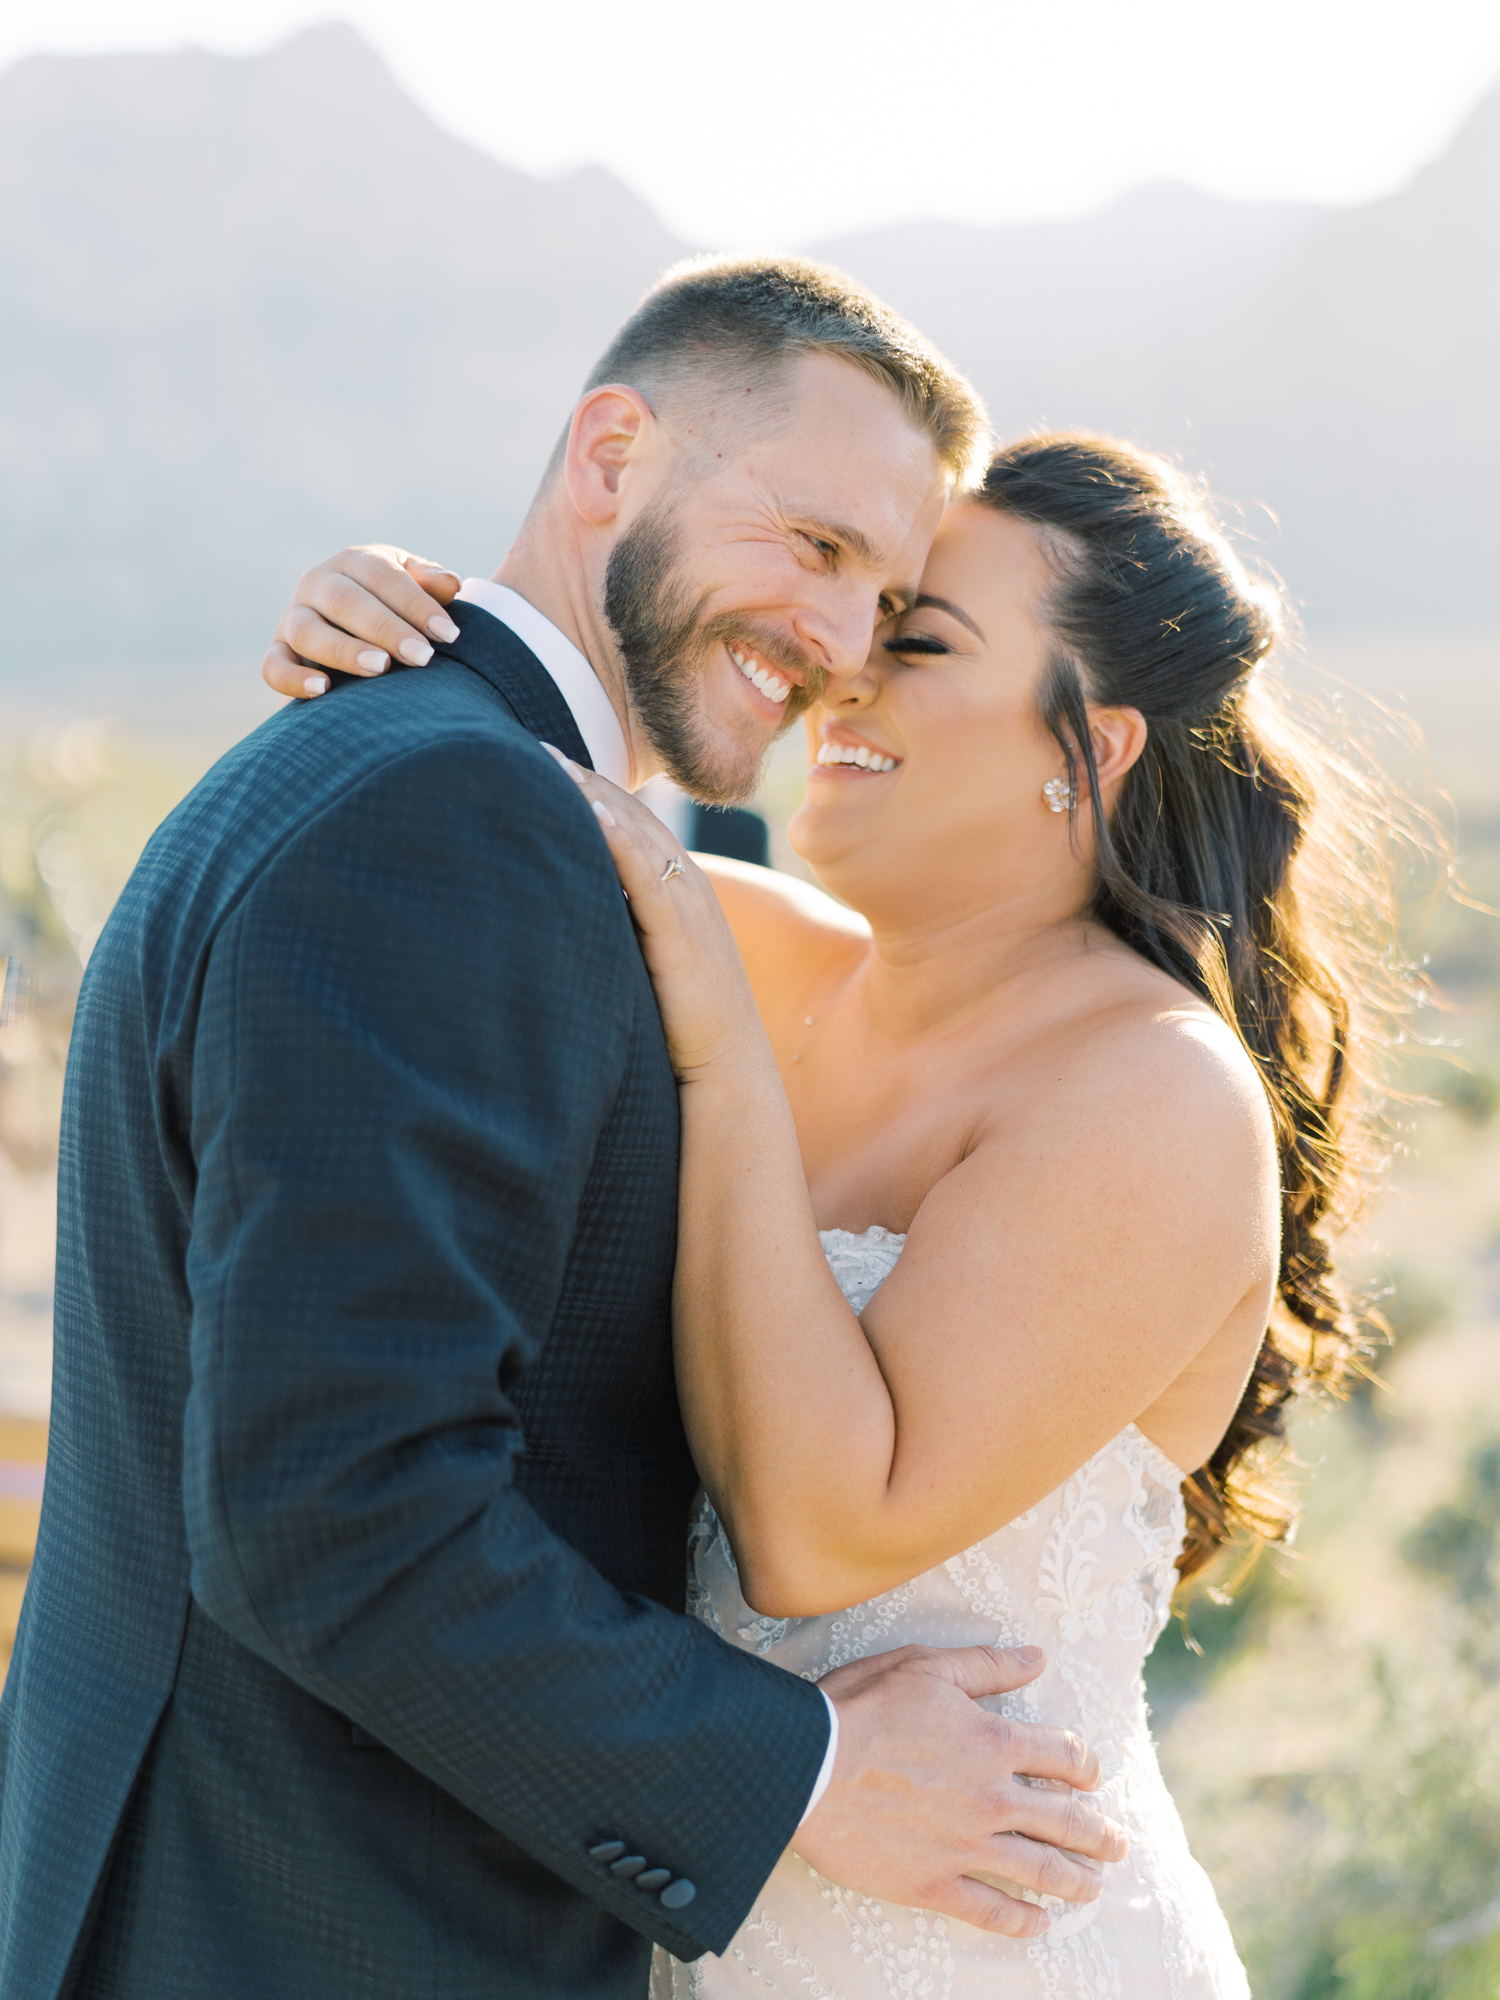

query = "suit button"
660;1879;697;1910
588;1841;626;1863
611;1855;648;1878
636;1868;672;1891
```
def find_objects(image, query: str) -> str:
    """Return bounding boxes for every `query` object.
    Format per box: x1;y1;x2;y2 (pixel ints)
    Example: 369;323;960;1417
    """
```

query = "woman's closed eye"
883;630;953;658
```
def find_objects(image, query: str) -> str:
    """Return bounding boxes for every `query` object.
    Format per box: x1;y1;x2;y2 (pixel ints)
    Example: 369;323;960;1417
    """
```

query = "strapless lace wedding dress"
653;1227;1250;2000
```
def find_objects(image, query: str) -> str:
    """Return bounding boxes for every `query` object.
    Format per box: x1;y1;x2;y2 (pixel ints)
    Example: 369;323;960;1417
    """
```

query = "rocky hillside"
1;24;1496;674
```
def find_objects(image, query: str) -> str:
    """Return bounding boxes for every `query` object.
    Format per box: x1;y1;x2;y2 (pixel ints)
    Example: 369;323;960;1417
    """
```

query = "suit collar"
453;580;631;783
438;599;594;770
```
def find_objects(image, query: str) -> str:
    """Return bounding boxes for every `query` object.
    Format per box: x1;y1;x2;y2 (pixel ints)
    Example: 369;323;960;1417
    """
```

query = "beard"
603;493;823;805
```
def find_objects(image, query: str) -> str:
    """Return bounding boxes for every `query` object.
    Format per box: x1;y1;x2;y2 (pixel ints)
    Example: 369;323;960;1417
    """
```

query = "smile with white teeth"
815;742;901;772
729;644;792;704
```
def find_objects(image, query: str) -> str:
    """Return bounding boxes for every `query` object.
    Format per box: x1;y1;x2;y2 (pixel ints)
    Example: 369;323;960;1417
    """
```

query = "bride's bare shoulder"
1036;954;1276;1177
693;856;869;984
973;937;1273;1169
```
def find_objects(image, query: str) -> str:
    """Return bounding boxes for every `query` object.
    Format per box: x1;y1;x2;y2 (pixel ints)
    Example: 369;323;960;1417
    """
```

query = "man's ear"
563;385;657;527
1088;705;1148;792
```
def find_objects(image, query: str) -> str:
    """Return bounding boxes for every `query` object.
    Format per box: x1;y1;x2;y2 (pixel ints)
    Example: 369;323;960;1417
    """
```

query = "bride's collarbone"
787;1028;1051;1195
799;1091;979;1236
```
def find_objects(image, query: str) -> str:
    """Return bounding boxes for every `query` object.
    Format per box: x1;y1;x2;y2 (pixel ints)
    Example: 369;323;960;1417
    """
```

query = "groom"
0;257;1123;2000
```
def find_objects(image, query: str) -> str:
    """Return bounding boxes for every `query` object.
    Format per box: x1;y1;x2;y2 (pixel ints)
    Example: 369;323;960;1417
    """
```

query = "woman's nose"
829;660;881;705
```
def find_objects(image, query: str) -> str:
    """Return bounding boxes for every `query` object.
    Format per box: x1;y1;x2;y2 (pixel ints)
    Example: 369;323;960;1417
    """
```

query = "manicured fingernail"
399;636;434;666
1015;1646;1044;1665
591;799;616;828
302;673;329;696
427;613;460;644
541;743;587;782
355;649;388;675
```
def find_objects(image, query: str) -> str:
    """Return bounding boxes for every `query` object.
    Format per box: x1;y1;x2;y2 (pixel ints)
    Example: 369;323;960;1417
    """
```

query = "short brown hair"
583;253;989;486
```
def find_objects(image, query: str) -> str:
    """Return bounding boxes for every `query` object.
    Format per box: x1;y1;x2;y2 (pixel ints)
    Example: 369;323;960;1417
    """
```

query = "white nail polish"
355;649;388;674
591;799;616;828
539;741;588;784
302;674;329;697
398;636;434;666
428;614;460;644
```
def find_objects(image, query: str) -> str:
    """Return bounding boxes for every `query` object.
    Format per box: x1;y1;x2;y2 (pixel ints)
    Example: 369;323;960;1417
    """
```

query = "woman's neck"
848;878;1101;1047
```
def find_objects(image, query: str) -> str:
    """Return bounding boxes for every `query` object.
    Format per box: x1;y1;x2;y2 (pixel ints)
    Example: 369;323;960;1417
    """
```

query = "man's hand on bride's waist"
798;1641;1129;1940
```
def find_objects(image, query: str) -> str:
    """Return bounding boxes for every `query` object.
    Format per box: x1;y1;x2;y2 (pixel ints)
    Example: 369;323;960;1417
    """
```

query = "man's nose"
797;585;885;687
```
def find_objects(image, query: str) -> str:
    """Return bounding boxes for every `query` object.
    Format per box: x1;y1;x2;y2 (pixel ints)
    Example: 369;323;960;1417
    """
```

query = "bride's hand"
544;751;771;1088
261;545;462;699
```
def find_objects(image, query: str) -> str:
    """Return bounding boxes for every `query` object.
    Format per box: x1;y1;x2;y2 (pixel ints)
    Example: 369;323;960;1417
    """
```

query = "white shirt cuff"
796;1689;840;1827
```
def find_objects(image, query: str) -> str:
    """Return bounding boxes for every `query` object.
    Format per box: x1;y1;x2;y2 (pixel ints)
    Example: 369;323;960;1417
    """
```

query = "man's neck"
492;509;661;788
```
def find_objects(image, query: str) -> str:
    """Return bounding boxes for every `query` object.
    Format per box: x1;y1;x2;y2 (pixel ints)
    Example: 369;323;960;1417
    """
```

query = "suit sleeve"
181;730;828;1959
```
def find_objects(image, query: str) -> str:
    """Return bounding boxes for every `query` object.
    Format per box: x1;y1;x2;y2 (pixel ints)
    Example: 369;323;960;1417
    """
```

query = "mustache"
699;612;827;720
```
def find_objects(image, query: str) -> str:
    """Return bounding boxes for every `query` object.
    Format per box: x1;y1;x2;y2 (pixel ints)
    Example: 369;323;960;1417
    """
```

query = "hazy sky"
5;0;1500;244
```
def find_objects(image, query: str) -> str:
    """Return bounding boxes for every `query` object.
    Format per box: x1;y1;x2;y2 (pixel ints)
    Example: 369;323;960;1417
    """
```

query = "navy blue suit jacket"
0;606;827;1999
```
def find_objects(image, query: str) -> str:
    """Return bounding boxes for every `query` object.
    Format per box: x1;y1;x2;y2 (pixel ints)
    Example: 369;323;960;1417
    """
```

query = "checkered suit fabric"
0;610;828;2000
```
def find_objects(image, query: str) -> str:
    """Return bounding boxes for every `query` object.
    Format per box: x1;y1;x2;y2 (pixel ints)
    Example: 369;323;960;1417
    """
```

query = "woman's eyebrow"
914;593;985;640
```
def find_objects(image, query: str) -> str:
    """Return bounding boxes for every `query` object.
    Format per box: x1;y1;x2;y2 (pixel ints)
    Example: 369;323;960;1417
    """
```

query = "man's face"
603;352;949;803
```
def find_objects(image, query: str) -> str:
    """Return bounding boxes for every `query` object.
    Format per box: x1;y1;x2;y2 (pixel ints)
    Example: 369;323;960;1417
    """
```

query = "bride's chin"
784;805;831;865
785;808;867;884
789;786;885;842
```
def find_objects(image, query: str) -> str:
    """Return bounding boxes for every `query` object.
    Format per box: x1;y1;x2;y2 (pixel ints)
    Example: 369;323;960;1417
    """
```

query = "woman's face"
786;501;1087;923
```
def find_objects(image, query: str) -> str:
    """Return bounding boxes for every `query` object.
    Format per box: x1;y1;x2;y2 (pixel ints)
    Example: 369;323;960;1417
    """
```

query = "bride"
268;433;1379;1997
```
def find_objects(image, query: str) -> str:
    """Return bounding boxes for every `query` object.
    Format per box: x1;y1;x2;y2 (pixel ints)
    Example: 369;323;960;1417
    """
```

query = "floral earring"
1042;776;1077;814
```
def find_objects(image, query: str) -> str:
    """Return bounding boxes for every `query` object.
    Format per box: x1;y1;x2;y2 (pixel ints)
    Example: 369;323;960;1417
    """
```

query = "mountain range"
1;22;1496;681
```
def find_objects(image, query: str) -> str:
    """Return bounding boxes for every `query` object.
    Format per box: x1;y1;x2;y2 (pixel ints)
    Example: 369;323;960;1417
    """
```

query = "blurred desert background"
3;14;1500;1995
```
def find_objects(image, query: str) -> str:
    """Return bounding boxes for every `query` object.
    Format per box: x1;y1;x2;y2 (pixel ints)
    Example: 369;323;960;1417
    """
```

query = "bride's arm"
556;760;1281;1619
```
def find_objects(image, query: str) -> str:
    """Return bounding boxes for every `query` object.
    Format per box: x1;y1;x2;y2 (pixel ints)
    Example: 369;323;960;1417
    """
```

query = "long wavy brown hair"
980;433;1418;1584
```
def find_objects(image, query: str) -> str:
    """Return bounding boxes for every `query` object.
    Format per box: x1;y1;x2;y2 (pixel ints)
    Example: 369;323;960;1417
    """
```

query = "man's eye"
802;533;838;563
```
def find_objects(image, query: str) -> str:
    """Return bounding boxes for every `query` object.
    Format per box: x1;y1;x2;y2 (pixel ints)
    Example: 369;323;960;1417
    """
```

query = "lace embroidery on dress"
654;1228;1249;2000
818;1225;906;1315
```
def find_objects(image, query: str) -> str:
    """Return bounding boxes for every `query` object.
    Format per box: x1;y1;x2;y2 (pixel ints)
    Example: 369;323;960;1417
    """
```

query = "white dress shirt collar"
454;578;632;789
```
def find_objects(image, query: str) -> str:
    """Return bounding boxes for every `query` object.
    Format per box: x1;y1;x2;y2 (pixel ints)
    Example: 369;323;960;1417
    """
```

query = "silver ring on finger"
660;855;686;884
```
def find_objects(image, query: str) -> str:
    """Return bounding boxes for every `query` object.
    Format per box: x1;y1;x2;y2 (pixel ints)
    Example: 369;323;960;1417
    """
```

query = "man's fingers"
927;1874;1050;1940
929;1642;1048;1703
262;640;329;701
995;1777;1126;1866
992;1715;1102;1796
979;1829;1105;1905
